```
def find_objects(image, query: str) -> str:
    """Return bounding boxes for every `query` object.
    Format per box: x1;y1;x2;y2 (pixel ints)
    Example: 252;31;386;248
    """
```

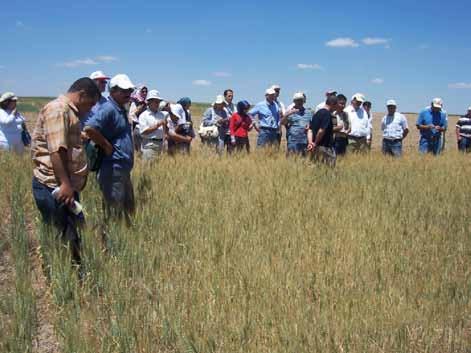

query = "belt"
383;138;402;142
149;138;163;142
260;127;279;132
348;135;367;140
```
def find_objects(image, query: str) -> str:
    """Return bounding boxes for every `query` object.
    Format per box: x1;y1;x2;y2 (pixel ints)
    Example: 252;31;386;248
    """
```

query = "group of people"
0;70;468;270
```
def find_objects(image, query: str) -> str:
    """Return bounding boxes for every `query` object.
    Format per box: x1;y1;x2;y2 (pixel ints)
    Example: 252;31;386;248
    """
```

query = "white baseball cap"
271;84;281;90
0;92;18;103
265;88;276;95
386;99;397;107
89;70;110;80
293;92;305;101
159;100;168;110
213;95;225;105
146;90;163;102
432;97;443;109
326;89;337;95
468;106;471;111
109;74;135;90
352;93;366;103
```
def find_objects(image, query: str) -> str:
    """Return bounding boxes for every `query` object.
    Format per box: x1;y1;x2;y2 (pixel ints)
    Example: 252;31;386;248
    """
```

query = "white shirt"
381;112;408;140
0;109;25;153
344;105;372;139
276;100;286;115
139;108;167;141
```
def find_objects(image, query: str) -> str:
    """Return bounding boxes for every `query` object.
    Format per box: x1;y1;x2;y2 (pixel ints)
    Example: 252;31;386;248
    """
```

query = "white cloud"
449;82;471;89
16;20;24;27
96;55;118;63
192;80;212;86
362;37;390;46
59;58;98;68
213;72;232;77
297;63;324;70
326;37;359;48
371;78;384;85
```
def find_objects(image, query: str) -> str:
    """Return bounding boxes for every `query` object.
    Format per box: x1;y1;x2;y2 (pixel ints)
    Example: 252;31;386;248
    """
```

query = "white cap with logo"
89;71;110;80
109;74;135;90
0;92;18;103
265;88;276;95
432;97;443;109
386;99;397;107
293;92;305;101
352;93;366;103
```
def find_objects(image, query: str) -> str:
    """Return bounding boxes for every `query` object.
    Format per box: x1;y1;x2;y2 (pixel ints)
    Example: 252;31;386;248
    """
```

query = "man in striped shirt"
456;107;471;152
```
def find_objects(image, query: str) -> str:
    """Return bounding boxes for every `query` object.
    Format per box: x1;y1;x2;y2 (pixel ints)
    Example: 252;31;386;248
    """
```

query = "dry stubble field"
0;98;470;353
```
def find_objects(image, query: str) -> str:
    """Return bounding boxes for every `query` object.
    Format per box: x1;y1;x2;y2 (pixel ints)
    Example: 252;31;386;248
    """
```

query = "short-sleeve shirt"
31;95;88;191
416;108;448;139
85;97;134;171
249;100;281;129
286;108;313;144
381;112;408;140
456;116;471;138
310;108;334;147
82;94;108;128
139;109;167;140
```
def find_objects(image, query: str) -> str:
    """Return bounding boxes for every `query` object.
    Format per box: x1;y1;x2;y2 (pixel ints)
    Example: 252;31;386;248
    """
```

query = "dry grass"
1;100;470;352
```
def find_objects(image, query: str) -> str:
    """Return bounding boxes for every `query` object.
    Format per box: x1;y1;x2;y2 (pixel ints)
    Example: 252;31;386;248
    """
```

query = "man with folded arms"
416;98;448;155
345;93;372;153
31;78;100;266
249;88;282;148
307;95;338;167
139;90;167;160
84;74;136;224
381;100;409;157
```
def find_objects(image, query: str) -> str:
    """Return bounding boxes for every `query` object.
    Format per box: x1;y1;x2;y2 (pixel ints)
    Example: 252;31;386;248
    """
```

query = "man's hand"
58;183;75;207
434;125;443;132
285;108;299;117
307;142;316;152
103;143;113;156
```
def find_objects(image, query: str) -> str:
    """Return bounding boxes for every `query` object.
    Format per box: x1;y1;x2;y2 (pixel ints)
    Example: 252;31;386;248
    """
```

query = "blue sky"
1;0;470;113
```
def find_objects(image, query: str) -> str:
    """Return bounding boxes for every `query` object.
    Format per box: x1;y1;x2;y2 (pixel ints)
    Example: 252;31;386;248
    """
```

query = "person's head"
351;93;366;110
467;106;471;117
325;95;338;112
177;97;192;110
271;85;281;98
265;88;276;103
363;101;372;113
386;99;397;115
146;90;164;112
237;100;251;115
213;95;225;111
431;97;443;113
109;74;136;107
292;92;305;109
89;71;110;93
325;89;337;98
0;92;18;111
336;94;347;112
66;78;101;117
140;86;148;97
224;89;234;104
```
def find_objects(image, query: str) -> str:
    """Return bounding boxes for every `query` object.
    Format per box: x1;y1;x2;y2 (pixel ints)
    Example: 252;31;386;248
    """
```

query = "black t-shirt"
310;108;334;147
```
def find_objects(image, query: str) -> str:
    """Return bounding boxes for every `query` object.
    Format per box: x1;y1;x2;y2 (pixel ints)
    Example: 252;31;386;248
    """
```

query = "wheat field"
0;99;470;353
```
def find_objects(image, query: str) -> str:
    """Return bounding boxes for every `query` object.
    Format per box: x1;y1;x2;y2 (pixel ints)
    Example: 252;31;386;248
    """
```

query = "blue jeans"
382;139;403;157
32;177;82;264
98;166;135;223
257;128;280;148
287;142;307;156
419;135;442;155
334;137;348;155
458;137;471;152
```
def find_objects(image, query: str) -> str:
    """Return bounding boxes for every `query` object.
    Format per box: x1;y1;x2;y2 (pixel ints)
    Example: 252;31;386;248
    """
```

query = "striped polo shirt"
456;116;471;138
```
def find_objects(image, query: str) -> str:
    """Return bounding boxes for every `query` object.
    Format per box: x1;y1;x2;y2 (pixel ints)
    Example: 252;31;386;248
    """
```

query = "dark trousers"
334;137;348;155
458;137;471;152
233;137;250;153
32;177;82;265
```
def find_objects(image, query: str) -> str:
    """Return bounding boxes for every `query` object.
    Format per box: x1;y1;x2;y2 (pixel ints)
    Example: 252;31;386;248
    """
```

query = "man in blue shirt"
84;74;136;225
249;88;282;148
416;98;448;155
282;92;313;156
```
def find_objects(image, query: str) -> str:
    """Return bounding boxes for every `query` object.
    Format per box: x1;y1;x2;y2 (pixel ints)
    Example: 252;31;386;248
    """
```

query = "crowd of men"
0;71;468;271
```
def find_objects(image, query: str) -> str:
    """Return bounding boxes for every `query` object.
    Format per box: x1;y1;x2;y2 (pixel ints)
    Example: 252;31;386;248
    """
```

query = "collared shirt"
0;108;25;152
139;108;167;142
286;107;313;144
85;97;134;171
333;111;351;138
381;112;408;140
416;107;448;139
249;100;281;129
82;95;108;128
31;95;88;191
456;116;471;138
310;108;334;147
225;101;236;115
345;105;372;139
202;107;230;135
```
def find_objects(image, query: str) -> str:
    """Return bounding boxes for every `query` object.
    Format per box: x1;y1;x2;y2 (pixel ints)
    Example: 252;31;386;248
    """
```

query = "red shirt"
229;113;252;138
